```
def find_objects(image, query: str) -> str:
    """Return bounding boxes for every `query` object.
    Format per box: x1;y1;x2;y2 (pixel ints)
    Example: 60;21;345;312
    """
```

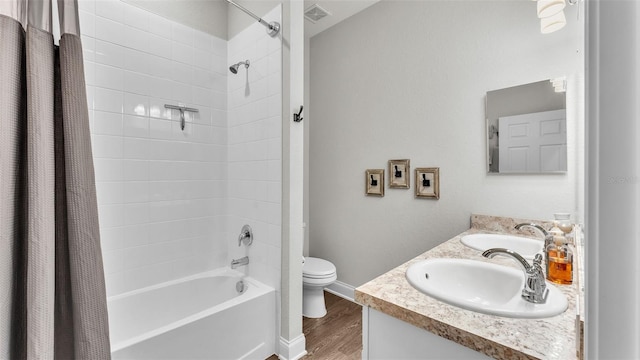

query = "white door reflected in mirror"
499;109;567;173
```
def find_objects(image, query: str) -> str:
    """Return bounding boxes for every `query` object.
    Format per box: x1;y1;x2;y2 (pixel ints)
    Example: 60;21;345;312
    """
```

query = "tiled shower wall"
226;6;282;292
80;0;229;296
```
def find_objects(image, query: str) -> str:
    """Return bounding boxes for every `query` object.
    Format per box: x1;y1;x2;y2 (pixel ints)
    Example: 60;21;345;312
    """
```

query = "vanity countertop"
355;215;581;360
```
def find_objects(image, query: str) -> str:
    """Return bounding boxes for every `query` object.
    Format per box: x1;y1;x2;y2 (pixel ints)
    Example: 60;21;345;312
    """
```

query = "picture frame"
415;167;440;199
388;159;410;189
365;169;385;196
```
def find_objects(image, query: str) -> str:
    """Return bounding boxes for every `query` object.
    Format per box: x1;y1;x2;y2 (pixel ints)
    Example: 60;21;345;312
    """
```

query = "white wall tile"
122;2;150;31
171;41;194;65
122;48;149;74
92;134;123;158
78;0;96;14
124;92;149;116
148;33;172;59
95;40;124;67
124;115;149;138
84;61;96;86
93;159;123;181
95;63;123;90
96;181;124;205
123;71;149;95
171;22;194;47
83;4;283;296
82;35;96;62
123;224;150;247
98;204;124;228
123;203;149;226
123;137;150;159
149;98;173;120
123;160;149;181
94;87;123;113
148;13;172;39
95;15;123;44
121;25;149;53
79;10;95;38
93;111;123;135
100;226;124;251
95;0;124;23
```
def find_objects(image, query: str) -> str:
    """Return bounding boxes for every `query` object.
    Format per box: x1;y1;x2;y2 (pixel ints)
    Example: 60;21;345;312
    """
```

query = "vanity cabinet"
362;307;490;360
355;214;582;360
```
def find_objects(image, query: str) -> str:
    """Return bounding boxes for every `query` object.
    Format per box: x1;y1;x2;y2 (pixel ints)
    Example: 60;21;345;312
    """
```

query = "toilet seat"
303;257;336;279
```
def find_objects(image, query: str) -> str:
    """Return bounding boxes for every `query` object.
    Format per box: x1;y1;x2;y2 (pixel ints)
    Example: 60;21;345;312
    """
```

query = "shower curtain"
0;1;111;359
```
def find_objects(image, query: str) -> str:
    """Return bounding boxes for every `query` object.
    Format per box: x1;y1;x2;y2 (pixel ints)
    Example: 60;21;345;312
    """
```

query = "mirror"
486;79;567;174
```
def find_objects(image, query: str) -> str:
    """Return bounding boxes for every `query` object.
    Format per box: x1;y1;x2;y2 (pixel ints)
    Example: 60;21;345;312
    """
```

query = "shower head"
229;60;250;74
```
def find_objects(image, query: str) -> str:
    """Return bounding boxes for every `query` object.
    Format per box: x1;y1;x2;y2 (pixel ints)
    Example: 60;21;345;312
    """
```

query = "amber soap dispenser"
545;234;573;284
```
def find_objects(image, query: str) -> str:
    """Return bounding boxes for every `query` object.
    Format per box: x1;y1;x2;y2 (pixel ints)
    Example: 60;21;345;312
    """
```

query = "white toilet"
302;257;337;318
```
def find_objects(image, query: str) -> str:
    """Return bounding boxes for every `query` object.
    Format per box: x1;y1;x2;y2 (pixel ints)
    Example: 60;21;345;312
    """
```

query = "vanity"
355;214;584;360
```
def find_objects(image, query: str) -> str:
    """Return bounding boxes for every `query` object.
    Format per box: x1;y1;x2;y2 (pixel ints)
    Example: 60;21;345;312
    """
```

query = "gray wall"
308;0;584;287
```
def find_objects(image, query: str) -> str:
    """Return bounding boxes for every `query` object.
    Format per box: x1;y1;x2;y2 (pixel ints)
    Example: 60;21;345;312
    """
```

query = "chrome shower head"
229;60;250;74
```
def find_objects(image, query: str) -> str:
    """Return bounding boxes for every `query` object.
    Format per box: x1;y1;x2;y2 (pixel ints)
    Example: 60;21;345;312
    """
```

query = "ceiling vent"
304;4;331;23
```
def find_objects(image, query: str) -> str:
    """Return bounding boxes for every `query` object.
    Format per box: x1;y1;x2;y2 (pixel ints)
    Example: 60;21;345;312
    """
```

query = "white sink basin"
405;258;568;319
460;233;543;259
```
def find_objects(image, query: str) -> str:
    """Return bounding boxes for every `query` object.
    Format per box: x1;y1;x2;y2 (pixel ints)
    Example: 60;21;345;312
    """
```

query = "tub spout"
231;256;249;269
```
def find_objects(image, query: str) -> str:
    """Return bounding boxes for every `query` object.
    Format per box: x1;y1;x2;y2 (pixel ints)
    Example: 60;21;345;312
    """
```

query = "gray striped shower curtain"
0;1;111;359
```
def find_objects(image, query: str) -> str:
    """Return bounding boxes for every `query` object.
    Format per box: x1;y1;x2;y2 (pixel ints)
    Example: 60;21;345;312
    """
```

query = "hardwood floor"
266;291;363;360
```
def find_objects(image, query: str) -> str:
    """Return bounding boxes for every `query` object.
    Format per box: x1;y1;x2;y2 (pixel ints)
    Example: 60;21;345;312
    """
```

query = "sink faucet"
231;256;249;269
514;223;549;238
482;248;548;304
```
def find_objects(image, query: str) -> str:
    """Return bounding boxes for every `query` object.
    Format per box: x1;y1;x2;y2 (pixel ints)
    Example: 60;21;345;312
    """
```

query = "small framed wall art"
365;169;385;196
415;167;440;199
388;159;410;189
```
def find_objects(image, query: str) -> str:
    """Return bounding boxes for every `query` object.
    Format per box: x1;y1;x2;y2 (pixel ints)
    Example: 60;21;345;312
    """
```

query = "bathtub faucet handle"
238;225;253;247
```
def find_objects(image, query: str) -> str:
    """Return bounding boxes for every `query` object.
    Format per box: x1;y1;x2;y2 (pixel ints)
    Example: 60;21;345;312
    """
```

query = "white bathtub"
108;268;276;359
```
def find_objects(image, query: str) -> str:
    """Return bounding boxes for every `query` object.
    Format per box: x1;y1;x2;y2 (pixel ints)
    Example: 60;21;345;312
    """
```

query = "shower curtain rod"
226;0;280;37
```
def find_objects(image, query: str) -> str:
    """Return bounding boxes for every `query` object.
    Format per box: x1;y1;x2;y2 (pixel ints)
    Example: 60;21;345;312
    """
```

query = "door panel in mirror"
486;79;567;174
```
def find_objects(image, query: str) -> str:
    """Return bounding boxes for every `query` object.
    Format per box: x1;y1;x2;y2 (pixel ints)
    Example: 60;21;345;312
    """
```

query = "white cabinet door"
498;109;567;173
363;307;491;359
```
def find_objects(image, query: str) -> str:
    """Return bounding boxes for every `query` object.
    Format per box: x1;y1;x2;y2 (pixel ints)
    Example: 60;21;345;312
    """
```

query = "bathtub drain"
236;280;247;293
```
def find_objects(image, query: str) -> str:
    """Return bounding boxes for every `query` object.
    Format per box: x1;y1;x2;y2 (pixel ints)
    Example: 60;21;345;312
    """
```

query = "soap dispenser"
545;233;573;285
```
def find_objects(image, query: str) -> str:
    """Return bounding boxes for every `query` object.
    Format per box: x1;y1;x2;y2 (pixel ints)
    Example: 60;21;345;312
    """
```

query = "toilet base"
303;286;328;318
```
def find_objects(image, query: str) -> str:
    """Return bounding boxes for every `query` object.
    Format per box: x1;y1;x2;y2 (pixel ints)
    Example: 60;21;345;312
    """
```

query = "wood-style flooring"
266;291;362;360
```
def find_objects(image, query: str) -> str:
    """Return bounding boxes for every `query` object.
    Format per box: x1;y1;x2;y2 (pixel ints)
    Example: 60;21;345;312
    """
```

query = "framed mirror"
486;79;567;174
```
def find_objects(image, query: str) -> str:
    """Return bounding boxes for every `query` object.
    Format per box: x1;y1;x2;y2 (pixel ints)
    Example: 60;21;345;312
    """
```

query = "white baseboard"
278;334;307;360
325;280;356;302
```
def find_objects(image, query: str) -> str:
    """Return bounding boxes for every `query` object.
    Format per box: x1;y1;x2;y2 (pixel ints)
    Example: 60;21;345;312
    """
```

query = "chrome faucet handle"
514;223;549;237
482;248;548;304
238;225;253;247
523;254;548;304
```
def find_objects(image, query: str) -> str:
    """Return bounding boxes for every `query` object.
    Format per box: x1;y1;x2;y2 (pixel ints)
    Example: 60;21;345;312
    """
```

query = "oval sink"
460;234;543;259
405;258;568;319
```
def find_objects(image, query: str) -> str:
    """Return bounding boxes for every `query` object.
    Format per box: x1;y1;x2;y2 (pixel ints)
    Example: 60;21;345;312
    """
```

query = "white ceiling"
304;0;380;38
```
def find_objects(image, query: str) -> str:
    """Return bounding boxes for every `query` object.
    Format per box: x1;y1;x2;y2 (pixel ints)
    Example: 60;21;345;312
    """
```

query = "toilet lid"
303;257;336;277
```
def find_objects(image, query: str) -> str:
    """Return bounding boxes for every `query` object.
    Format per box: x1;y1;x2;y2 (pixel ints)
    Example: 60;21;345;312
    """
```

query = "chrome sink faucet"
231;256;249;269
482;248;548;304
514;223;549;238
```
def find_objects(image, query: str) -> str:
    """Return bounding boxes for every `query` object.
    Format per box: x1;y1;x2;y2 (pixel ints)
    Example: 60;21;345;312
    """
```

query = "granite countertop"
355;214;581;360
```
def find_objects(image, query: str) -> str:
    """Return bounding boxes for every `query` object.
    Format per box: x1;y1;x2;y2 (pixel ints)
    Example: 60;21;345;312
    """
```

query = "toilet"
302;257;337;318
